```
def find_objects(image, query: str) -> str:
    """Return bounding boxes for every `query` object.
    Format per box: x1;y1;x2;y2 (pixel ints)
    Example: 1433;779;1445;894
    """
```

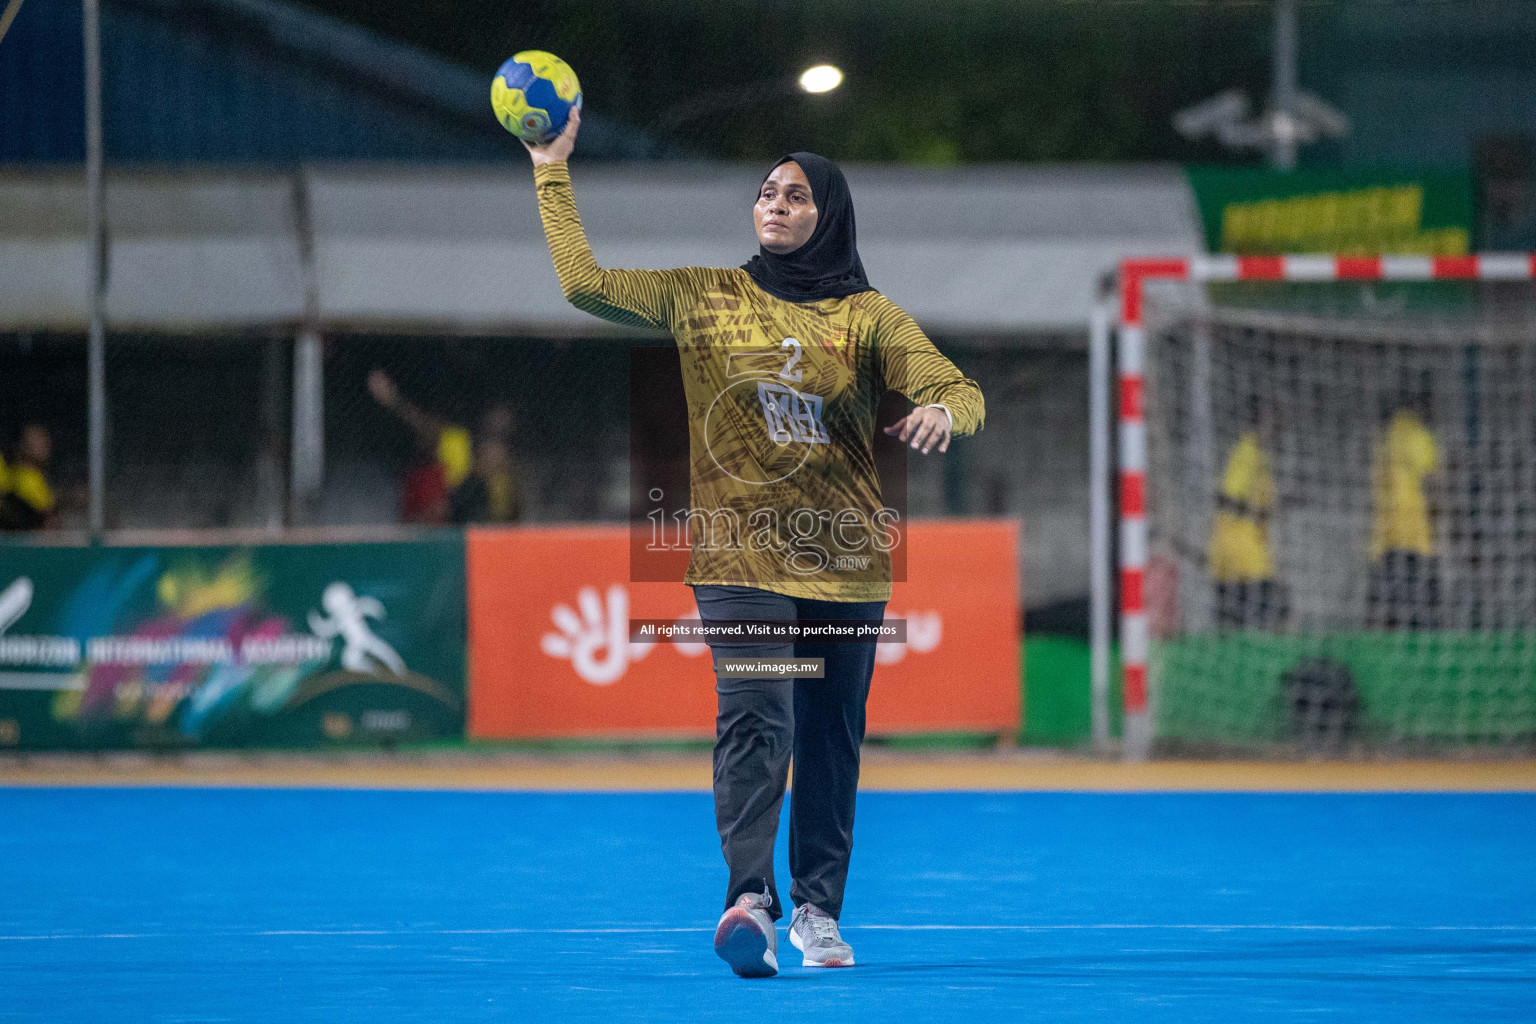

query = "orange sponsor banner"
466;520;1019;739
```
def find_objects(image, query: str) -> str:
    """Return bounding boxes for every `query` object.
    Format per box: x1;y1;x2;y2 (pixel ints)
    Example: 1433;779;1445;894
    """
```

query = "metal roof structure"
0;0;660;164
0;162;1201;334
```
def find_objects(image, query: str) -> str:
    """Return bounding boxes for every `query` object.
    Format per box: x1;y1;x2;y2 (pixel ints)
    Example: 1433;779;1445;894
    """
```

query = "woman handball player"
522;108;985;978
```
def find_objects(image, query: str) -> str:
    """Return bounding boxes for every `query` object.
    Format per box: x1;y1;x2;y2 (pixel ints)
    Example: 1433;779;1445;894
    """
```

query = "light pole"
1270;0;1298;170
84;0;107;534
1171;0;1347;170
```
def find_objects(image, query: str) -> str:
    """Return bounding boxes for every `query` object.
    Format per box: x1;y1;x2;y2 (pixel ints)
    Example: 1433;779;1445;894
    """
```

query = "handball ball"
491;51;582;145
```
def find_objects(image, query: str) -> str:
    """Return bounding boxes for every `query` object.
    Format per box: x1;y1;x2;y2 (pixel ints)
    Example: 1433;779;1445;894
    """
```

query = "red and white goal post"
1090;254;1536;761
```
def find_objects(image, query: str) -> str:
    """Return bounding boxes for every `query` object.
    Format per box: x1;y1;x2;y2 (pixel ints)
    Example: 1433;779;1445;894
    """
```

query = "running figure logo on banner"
308;582;406;676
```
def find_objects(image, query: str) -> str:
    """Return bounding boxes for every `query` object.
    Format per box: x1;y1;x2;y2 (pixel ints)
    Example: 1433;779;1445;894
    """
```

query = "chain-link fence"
0;330;290;531
1;329;1088;606
323;334;633;527
0;332;89;529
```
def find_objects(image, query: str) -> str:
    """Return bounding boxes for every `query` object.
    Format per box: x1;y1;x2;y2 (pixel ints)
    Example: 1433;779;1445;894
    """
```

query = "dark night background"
7;0;1533;168
292;0;1288;164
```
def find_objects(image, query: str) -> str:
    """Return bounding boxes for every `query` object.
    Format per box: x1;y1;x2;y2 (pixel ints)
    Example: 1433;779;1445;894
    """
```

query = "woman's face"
753;161;818;254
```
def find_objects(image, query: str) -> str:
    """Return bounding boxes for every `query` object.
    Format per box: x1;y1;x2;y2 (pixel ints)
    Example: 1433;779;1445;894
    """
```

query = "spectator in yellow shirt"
1368;398;1440;629
0;424;57;531
367;370;524;525
1209;400;1287;629
448;414;525;525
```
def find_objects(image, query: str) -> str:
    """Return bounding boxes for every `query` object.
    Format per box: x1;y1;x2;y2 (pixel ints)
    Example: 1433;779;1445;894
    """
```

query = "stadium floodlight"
1175;89;1348;157
798;64;844;95
1173;0;1348;170
1172;89;1250;141
1290;91;1351;140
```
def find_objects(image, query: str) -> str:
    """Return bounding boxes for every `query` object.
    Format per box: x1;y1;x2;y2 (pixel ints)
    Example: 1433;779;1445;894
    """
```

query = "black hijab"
742;152;874;304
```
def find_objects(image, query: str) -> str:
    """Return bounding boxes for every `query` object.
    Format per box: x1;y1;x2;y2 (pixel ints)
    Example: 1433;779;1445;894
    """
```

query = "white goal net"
1112;257;1536;754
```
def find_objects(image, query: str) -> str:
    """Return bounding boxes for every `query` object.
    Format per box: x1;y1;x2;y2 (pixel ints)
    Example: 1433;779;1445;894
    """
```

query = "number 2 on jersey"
778;337;803;382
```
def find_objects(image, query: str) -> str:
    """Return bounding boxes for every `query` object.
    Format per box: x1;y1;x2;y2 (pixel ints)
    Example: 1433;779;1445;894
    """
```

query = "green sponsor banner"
1185;167;1474;255
0;535;466;749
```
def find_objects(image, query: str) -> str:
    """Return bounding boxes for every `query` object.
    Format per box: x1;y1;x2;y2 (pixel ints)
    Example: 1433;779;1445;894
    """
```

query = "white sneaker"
713;891;778;978
788;903;854;967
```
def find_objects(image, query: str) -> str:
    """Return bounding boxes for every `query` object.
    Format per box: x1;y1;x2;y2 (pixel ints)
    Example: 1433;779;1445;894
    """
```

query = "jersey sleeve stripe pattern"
870;296;985;437
534;160;692;332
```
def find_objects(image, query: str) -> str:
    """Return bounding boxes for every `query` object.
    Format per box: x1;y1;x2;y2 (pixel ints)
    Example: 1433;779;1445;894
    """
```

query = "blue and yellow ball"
491;51;582;145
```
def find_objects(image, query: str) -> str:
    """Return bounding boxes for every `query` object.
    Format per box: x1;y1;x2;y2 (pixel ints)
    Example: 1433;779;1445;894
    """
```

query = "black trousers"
692;584;886;922
1367;550;1442;630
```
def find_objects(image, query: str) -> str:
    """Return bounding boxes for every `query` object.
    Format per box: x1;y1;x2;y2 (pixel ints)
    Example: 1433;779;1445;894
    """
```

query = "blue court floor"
2;788;1533;1022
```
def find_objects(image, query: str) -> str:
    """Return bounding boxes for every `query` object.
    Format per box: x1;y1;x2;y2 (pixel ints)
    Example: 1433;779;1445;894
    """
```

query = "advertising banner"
0;536;466;749
1185;167;1474;256
467;520;1019;739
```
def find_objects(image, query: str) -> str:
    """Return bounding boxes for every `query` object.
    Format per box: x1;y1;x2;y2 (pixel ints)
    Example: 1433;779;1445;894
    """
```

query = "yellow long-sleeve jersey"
534;160;985;601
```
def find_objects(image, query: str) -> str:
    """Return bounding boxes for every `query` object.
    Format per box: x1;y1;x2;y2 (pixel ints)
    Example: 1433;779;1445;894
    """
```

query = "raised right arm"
525;109;701;331
368;369;446;446
533;159;697;331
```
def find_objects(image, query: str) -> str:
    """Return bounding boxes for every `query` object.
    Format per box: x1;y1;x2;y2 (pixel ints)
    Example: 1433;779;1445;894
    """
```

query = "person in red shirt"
367;370;524;525
369;370;467;525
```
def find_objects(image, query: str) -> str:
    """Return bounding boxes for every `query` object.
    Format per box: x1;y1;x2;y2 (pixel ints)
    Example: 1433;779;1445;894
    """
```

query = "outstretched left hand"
884;407;951;455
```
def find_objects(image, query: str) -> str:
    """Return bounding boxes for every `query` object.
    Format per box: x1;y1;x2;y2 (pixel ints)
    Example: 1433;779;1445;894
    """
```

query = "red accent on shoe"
713;907;752;948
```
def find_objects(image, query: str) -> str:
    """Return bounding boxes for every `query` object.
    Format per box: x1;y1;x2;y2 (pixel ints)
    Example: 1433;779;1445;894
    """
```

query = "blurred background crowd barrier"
0;522;1018;749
